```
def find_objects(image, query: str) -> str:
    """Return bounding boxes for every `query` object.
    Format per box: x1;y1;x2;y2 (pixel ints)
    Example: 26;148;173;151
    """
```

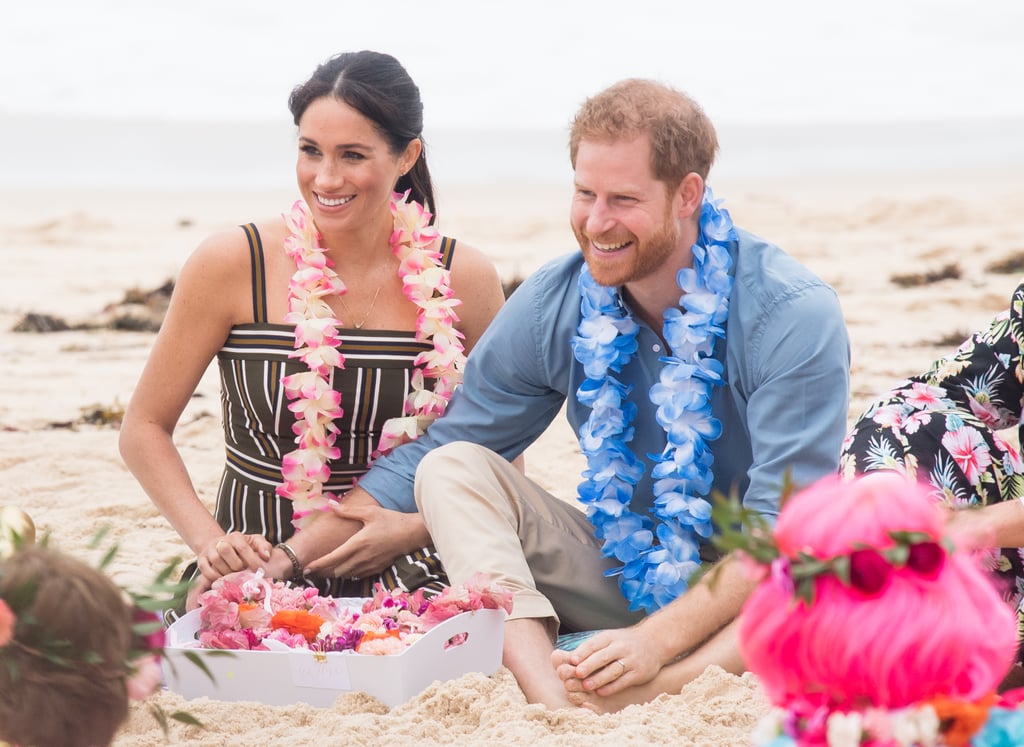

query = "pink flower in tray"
199;627;263;650
237;602;272;631
200;596;242;628
357;632;409;655
264;628;310;648
416;572;514;627
193;570;509;656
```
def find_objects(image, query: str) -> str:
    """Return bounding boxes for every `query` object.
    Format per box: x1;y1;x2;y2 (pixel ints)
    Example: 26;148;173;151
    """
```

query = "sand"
2;165;1023;745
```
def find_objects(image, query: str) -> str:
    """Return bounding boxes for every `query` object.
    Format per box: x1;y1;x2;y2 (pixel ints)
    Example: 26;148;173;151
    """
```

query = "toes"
562;677;584;694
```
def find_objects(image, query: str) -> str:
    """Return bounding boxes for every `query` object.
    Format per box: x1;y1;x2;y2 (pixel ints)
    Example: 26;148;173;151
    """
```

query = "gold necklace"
338;260;388;329
340;284;383;329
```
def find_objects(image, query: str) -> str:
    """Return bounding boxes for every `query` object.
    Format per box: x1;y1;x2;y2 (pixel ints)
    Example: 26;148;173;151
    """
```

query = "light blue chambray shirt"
360;227;851;524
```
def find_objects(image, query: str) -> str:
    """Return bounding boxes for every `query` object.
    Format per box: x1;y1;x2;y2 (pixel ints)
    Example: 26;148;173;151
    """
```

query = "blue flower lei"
570;187;735;613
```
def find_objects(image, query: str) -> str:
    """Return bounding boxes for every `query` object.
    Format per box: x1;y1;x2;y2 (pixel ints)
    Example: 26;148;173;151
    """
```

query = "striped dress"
184;223;450;601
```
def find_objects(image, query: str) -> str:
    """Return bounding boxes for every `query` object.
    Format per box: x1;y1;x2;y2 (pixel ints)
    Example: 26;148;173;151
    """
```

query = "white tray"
162;606;505;708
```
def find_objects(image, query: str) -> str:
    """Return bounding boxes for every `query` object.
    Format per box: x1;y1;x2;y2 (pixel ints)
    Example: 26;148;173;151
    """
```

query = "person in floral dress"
841;282;1024;664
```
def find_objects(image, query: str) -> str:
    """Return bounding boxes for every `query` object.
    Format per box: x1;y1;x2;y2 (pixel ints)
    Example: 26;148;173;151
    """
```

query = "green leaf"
686;557;727;591
148;702;170;737
178;649;236;685
80;650;104;665
831;555;851;585
132;618;164;637
5;579;39;612
889;530;931;545
96;543;119;572
707;488;781;567
133;597;169;613
795;578;816;606
170;710;204;728
790;553;829;579
887;544;910;565
152;559;183;584
87;526;112;550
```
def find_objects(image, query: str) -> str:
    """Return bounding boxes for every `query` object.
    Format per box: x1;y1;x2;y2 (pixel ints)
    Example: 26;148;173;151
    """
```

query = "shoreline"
3;111;1024;190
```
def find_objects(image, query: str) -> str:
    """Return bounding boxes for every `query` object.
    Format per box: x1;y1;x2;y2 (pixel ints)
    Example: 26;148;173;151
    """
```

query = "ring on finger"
216;539;227;551
616;659;626;677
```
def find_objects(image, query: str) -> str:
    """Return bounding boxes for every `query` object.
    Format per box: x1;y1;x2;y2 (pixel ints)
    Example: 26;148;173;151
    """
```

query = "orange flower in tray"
271;609;325;643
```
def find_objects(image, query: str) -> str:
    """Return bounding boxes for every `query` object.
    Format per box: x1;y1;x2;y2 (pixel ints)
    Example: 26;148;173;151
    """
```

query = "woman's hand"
302;502;430;580
195;531;273;583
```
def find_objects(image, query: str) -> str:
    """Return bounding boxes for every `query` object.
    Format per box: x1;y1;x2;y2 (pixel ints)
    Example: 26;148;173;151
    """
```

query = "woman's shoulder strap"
240;223;269;324
438;236;456;270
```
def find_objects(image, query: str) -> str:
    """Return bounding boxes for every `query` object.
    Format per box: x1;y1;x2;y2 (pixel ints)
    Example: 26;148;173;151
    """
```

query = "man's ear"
676;172;705;221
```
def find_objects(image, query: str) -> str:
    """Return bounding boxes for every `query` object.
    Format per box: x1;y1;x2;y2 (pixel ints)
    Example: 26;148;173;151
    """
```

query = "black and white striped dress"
183;223;451;601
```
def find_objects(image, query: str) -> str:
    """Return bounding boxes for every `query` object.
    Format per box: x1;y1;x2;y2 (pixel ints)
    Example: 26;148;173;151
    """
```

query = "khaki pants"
414;441;645;633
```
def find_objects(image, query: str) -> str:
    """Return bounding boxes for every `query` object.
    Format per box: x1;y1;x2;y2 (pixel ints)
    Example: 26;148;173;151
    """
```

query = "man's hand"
302;500;430;580
553;624;671;696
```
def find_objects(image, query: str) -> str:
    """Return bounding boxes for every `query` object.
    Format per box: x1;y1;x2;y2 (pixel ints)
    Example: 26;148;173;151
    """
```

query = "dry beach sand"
2;158;1024;744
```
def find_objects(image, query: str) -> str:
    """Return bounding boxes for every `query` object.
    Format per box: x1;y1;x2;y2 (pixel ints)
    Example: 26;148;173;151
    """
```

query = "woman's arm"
119;228;266;575
947;497;1024;549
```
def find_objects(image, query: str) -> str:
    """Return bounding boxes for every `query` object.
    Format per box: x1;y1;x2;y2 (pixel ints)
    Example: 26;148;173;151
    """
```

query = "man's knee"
419;441;489;475
415;441;500;512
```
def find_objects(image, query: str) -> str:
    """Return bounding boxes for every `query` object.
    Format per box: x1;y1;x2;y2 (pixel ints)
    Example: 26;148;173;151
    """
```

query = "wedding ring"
616;659;626;677
216;539;227;551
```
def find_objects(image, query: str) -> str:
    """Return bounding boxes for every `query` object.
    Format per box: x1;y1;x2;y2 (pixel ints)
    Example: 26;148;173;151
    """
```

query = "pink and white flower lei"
276;191;465;529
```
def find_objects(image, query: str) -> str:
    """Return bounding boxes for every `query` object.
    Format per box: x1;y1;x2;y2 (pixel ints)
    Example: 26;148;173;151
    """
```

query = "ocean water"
3;0;1022;189
3;113;1023;190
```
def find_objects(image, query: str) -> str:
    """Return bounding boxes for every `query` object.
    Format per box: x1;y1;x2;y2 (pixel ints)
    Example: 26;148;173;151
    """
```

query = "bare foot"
563;679;664;714
505;618;580;709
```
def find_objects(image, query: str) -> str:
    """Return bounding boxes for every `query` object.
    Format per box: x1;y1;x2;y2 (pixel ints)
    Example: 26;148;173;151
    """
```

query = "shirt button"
652;344;661;352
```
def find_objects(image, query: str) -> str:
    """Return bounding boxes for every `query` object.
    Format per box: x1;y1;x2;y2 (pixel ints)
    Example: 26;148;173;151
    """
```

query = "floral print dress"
841;283;1024;653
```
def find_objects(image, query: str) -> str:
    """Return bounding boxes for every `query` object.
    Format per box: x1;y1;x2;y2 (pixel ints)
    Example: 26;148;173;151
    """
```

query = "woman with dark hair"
287;51;437;215
120;51;505;613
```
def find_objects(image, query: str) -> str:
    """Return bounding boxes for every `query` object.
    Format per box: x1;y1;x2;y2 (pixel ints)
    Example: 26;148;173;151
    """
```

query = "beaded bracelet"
275;542;304;581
